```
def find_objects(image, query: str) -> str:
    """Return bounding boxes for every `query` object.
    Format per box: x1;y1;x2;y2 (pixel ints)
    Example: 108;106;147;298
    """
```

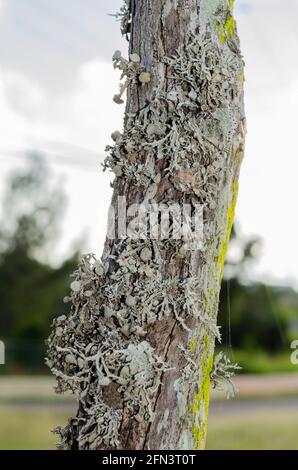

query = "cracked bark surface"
47;0;245;451
111;0;245;450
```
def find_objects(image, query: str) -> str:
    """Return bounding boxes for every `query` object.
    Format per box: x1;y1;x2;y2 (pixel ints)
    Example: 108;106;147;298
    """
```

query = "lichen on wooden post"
47;0;245;450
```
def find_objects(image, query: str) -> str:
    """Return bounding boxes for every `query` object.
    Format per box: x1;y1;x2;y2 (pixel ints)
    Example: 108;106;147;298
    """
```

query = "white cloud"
236;1;253;15
2;69;46;117
1;0;298;286
0;59;124;155
0;0;6;17
234;0;298;287
53;60;124;152
0;59;124;261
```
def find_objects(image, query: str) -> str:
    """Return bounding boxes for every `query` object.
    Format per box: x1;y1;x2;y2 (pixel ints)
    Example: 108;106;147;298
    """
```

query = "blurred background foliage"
0;155;77;373
218;226;298;373
0;156;297;374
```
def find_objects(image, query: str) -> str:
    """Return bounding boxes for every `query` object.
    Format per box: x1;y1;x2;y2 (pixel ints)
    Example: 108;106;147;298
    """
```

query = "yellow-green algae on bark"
177;0;245;451
47;0;245;450
189;179;239;449
216;0;237;44
190;335;214;450
216;181;239;281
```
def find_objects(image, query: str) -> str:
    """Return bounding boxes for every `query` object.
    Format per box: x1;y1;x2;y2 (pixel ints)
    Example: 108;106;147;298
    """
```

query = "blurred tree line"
0;155;77;372
0;155;297;373
218;227;298;372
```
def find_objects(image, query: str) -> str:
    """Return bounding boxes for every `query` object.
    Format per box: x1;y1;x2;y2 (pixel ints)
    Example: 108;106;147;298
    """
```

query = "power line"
0;148;107;173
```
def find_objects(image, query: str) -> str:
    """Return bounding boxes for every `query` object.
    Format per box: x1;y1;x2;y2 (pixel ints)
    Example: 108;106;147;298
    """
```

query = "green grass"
0;407;69;450
207;410;298;450
225;349;298;374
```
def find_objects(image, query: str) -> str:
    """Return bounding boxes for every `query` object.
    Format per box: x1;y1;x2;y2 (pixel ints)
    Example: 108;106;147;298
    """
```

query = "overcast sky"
0;0;298;288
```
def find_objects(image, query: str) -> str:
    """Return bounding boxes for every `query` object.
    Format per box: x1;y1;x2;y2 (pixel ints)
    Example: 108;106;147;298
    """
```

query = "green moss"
217;23;226;44
188;338;196;352
225;15;236;39
216;1;236;44
216;181;238;281
190;336;214;450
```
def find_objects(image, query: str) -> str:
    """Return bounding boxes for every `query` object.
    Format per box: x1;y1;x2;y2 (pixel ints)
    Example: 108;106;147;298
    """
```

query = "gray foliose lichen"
47;0;245;450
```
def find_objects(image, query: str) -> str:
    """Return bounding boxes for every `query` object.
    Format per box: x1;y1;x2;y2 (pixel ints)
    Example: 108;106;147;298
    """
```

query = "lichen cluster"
47;253;168;448
211;351;241;398
104;35;243;211
110;0;132;37
112;50;151;106
47;0;245;450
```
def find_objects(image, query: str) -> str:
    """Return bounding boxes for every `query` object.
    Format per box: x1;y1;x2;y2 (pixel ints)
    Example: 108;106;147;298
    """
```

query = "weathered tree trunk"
47;0;245;450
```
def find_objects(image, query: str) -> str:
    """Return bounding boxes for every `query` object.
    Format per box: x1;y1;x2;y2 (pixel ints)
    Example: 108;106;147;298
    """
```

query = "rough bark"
47;0;245;450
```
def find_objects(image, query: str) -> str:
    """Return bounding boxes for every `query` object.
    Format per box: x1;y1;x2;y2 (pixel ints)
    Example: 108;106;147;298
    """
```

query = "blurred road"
0;374;297;449
210;396;298;415
0;373;298;413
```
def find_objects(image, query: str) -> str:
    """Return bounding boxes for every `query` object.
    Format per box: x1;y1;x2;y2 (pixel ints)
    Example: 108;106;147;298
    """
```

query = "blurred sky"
0;0;298;287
